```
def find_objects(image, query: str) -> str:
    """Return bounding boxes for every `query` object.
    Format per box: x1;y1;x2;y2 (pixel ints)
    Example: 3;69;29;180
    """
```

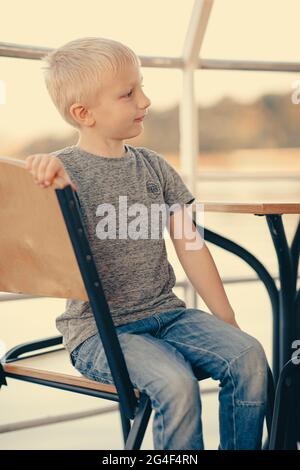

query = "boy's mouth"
134;115;145;122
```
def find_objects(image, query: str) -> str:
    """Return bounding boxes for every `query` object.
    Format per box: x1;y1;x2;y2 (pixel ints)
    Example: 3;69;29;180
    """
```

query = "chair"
0;155;274;449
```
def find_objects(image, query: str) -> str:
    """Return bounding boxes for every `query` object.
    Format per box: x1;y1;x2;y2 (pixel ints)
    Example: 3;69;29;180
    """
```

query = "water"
0;178;299;449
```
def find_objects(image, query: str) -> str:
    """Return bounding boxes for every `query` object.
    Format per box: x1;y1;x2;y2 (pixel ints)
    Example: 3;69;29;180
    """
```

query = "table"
191;202;300;385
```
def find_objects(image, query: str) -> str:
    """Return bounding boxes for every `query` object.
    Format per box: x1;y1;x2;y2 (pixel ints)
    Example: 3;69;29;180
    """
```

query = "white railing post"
180;0;214;308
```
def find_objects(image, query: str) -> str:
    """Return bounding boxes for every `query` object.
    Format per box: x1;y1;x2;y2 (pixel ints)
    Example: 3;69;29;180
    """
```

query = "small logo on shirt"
146;180;161;199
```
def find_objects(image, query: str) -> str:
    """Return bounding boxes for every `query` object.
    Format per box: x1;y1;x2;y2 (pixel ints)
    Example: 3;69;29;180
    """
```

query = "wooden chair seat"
2;348;140;398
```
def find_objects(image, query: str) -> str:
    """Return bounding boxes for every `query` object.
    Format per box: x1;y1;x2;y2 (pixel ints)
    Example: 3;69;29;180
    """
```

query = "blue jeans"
70;308;268;450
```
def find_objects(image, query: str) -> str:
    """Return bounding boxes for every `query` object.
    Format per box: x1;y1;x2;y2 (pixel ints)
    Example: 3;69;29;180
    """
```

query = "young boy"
25;37;268;450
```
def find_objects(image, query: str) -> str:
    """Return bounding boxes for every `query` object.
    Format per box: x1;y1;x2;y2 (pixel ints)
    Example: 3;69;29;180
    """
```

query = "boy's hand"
24;154;77;191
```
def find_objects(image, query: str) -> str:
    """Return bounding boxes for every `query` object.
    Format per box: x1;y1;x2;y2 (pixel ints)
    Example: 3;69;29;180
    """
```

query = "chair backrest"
0;156;86;299
0;156;138;419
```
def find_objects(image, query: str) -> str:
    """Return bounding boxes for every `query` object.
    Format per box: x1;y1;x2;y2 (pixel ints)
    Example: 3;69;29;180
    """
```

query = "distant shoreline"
165;147;300;172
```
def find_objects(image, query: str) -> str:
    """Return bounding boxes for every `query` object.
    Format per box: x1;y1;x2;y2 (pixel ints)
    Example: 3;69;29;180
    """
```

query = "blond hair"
41;37;141;129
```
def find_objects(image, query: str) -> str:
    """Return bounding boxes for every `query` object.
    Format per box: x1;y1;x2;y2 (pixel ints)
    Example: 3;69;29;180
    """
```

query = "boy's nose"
143;95;151;109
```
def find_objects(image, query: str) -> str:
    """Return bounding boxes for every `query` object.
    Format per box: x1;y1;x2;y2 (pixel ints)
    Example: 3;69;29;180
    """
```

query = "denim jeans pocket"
71;334;98;367
70;342;85;367
71;332;137;387
73;334;114;381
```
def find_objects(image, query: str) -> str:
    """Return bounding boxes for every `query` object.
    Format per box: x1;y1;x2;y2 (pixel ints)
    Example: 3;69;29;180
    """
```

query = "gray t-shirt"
51;144;195;355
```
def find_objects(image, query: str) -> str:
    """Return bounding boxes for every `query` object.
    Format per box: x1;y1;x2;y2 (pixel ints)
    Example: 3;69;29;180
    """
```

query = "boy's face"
83;63;151;140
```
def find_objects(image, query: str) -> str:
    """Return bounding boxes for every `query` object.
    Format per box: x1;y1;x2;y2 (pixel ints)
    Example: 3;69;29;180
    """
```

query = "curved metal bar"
266;215;296;371
3;335;63;362
193;220;280;382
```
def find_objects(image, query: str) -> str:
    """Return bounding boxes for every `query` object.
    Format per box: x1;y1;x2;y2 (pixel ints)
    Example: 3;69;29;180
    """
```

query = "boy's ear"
69;103;95;127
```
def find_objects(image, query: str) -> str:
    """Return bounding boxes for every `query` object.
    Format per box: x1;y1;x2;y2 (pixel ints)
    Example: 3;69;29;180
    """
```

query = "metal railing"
0;272;297;304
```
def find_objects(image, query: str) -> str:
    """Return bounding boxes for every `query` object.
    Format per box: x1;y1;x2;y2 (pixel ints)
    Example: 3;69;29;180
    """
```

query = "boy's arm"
167;206;240;329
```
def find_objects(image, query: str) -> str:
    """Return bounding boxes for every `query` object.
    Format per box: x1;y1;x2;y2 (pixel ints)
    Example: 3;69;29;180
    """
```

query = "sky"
0;0;300;144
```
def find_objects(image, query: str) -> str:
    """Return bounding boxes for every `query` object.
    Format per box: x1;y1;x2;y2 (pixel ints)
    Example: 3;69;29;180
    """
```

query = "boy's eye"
124;85;144;98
